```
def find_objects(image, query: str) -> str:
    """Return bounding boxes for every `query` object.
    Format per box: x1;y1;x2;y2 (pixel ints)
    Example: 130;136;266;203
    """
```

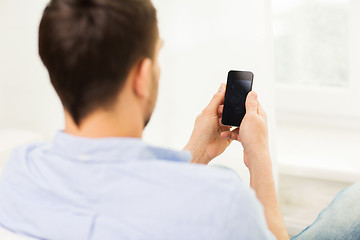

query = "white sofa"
0;227;37;240
0;129;42;239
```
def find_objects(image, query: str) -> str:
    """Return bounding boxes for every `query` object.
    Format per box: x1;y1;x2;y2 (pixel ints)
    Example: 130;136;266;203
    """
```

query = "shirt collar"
51;131;192;163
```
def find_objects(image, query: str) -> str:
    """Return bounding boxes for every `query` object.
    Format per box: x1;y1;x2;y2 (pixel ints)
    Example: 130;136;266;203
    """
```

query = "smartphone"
221;70;254;127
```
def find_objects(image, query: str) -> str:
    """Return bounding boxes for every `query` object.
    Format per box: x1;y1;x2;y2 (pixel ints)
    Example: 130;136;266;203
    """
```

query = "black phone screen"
221;71;253;127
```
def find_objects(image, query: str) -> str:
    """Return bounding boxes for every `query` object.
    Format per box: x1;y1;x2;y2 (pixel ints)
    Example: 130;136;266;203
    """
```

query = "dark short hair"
39;0;158;125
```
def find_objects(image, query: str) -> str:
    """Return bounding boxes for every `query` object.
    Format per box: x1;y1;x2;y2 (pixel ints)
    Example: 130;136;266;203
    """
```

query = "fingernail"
249;91;257;99
218;83;225;92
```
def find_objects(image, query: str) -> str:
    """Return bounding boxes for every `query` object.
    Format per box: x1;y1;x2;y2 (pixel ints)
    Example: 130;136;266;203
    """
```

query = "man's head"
39;0;160;130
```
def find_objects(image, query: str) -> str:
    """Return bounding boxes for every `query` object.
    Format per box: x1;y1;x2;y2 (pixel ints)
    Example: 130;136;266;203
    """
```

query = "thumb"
245;91;258;115
205;83;226;113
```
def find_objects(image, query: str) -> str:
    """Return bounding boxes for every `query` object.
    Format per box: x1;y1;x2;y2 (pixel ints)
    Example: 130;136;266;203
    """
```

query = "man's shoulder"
4;142;49;170
171;164;273;239
10;142;49;158
179;163;243;188
154;161;265;234
158;160;254;202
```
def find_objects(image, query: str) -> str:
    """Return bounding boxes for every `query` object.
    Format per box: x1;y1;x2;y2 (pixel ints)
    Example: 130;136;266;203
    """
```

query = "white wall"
0;0;276;182
0;0;63;138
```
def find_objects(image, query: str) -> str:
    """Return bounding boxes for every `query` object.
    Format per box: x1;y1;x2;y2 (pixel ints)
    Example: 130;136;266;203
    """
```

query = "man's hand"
220;91;270;170
184;83;232;164
220;91;289;240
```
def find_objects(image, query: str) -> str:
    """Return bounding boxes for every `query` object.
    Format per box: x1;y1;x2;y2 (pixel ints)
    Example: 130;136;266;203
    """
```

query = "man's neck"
64;109;143;139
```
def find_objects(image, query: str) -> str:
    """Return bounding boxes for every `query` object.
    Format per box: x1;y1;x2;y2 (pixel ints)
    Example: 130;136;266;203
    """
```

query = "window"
272;0;360;121
273;0;348;87
272;0;360;180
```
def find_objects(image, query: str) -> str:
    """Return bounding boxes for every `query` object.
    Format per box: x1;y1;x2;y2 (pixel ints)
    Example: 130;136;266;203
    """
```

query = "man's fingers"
220;128;240;141
205;83;226;114
220;131;238;141
218;105;224;114
218;118;223;127
245;91;258;115
218;118;230;131
257;101;267;119
217;105;224;118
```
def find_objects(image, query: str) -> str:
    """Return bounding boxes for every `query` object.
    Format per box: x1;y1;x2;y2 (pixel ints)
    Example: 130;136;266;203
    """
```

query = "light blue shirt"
0;131;275;240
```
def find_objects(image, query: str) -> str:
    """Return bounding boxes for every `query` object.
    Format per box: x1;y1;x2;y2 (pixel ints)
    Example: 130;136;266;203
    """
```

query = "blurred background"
1;0;360;236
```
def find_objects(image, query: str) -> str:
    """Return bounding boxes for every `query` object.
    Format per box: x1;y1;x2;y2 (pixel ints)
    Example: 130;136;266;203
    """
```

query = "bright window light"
272;0;349;87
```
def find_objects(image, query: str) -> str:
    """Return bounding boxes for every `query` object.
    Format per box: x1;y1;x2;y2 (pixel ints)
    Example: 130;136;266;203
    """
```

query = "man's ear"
133;58;152;98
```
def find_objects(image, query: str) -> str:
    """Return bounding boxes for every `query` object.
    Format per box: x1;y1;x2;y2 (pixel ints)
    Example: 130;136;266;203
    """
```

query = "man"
0;0;288;239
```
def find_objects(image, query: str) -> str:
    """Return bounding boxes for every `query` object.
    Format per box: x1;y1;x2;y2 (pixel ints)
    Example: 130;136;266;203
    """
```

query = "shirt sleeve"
223;178;276;240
